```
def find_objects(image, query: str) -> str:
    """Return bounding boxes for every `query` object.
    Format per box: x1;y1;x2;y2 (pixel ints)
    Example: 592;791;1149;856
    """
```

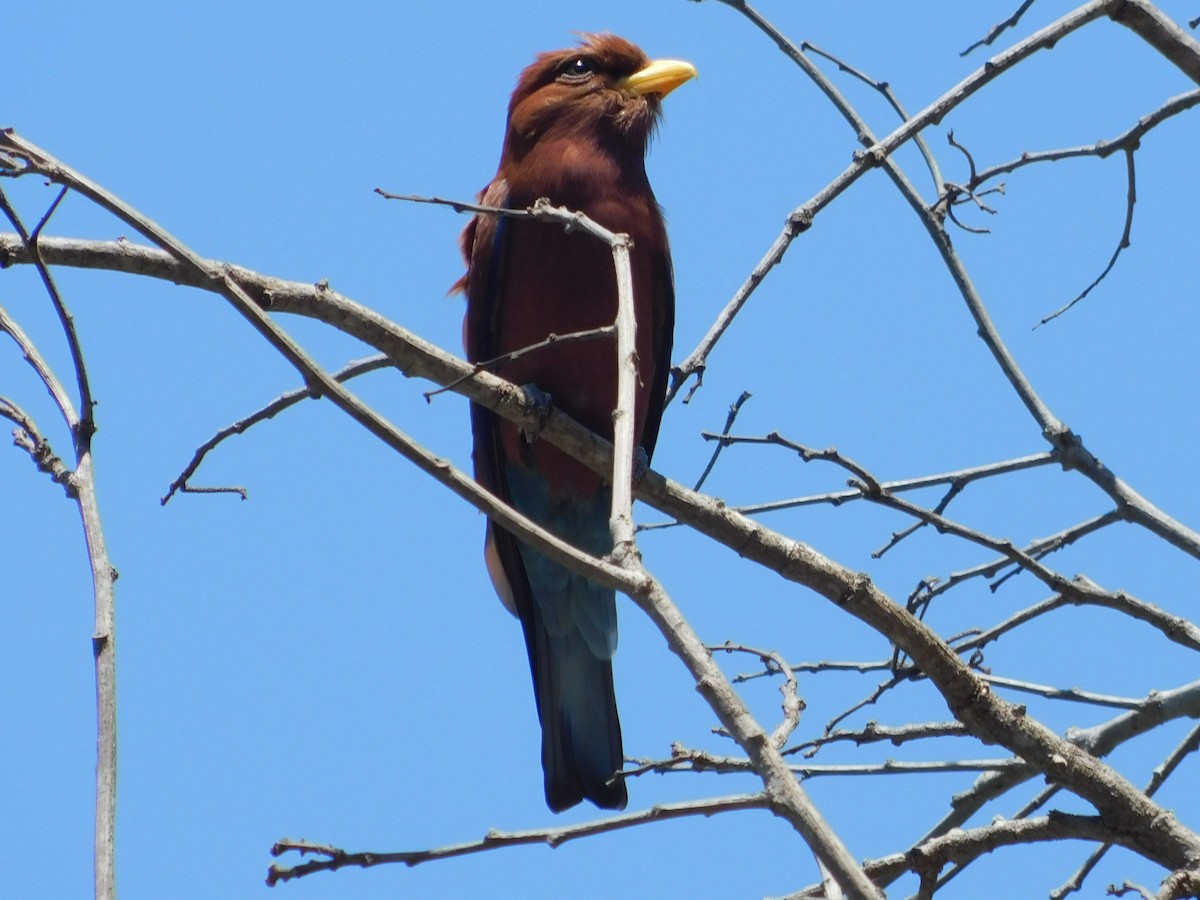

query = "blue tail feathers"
507;469;627;811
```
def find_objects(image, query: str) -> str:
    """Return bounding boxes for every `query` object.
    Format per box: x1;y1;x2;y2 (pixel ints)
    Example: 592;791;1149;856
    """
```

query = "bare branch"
0;298;80;431
672;0;1119;403
783;813;1145;899
424;325;616;401
682;448;1055;520
912;678;1200;897
920;511;1119;603
2;397;72;490
1054;723;1200;898
268;794;770;885
1107;882;1157;900
711;641;803;747
1036;148;1131;325
6;111;1200;884
691;390;752;492
162;354;393;504
961;0;1039;56
634;745;1018;780
3;232;1197;660
0;186;92;440
0;182;116;900
607;228;639;557
1109;1;1200;86
686;10;1200;560
4;225;1197;872
979;674;1144;710
1;137;882;898
799;41;944;191
954;89;1200;190
789;721;970;759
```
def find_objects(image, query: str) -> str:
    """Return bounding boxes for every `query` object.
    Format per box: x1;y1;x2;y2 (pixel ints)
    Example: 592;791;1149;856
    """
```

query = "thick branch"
0;139;879;896
4;228;1196;875
1110;0;1200;85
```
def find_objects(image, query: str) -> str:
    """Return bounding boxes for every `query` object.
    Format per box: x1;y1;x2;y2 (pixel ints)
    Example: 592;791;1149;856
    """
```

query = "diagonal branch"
675;0;1119;403
1;193;1197;881
0;136;880;898
691;4;1200;561
1110;0;1200;85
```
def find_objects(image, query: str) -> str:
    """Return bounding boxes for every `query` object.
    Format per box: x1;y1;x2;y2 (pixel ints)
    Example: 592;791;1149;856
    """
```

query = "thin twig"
800;41;944;191
2;396;73;489
711;641;803;746
0;300;80;431
162;354;393;504
872;479;965;559
918;510;1121;602
929;90;1200;324
790;721;969;759
950;89;1200;193
673;0;1121;404
662;448;1055;524
607;229;639;556
961;0;1039;56
634;745;1018;780
424;326;615;400
0;186;93;443
979;674;1143;710
1036;148;1135;326
692;391;752;492
697;7;1200;560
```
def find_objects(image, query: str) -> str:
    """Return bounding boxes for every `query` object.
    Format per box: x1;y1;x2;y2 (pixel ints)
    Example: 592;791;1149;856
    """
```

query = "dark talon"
632;445;650;486
521;383;553;443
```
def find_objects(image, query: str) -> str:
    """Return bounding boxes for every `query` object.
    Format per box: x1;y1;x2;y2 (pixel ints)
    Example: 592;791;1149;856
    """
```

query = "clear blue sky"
4;1;1199;897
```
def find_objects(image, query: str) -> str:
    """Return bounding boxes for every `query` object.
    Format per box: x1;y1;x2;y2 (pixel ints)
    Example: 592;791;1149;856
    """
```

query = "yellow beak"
616;58;698;99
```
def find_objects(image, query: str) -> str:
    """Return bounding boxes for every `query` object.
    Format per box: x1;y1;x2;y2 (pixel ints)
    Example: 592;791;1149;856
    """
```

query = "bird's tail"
531;602;627;812
501;470;628;811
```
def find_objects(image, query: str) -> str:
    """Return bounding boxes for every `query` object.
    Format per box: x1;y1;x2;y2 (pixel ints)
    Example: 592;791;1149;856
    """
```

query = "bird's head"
502;33;696;164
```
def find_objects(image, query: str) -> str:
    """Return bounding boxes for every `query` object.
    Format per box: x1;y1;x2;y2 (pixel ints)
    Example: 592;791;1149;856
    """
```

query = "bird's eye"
557;57;595;82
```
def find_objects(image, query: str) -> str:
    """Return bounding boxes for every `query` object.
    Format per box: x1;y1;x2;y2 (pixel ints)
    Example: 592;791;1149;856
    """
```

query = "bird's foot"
632;446;650;486
520;383;553;443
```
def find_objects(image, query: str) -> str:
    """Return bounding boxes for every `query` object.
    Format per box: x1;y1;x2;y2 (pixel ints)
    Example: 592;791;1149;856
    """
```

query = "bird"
454;34;695;812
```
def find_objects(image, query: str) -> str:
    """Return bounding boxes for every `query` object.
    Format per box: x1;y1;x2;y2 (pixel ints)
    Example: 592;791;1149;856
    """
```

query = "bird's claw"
632;446;650;486
520;383;554;443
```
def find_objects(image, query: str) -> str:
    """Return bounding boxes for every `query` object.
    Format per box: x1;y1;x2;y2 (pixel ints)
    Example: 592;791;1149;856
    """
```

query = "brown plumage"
456;34;695;812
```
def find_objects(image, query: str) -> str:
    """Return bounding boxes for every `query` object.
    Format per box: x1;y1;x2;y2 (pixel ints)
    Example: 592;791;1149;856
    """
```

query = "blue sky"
4;2;1200;897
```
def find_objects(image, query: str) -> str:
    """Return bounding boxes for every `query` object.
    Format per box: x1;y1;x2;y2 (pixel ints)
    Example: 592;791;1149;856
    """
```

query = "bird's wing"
640;240;676;463
462;176;530;620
